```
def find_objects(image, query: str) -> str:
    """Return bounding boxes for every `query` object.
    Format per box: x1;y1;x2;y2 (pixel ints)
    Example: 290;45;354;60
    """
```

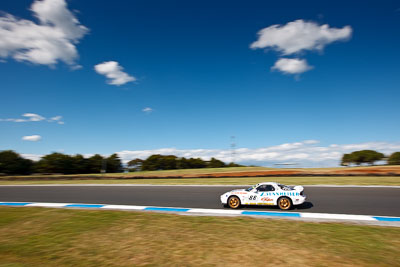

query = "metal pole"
230;136;236;164
101;158;107;174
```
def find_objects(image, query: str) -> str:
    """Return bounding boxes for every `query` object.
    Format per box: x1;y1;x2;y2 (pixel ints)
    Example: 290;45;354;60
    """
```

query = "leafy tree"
0;150;240;175
142;155;178;171
207;157;226;168
341;153;353;166
0;150;33;175
140;155;236;171
160;155;178;170
31;153;121;174
176;157;209;169
141;155;232;171
356;150;384;165
227;162;243;167
106;154;123;173
187;158;207;169
341;150;384;166
176;157;190;169
388;152;400;165
127;158;143;172
35;153;74;174
70;154;89;174
87;154;104;173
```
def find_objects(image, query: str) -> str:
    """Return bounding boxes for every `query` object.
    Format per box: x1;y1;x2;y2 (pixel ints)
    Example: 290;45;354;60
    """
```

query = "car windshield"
245;185;256;192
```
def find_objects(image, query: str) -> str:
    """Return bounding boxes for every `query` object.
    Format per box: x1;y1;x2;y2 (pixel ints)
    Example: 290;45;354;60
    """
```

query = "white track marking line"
101;205;146;210
2;201;400;226
1;184;400;188
187;208;243;215
26;203;69;207
300;212;376;221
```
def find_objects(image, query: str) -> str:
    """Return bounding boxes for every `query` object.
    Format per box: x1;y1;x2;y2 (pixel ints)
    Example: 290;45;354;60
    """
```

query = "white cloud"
271;58;313;74
49;115;62;121
0;113;44;122
114;140;400;167
142;107;153;113
0;113;64;124
0;0;88;67
17;140;400;167
94;61;136;86
22;135;42;142
48;115;64;124
23;113;45;121
250;19;352;55
303;140;319;145
21;153;42;161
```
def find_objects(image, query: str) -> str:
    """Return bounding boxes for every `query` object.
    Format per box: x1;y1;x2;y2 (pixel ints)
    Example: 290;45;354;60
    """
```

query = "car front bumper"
220;194;228;205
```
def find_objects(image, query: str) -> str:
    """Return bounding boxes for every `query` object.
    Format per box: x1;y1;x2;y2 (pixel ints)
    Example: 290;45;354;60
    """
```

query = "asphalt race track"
0;185;399;217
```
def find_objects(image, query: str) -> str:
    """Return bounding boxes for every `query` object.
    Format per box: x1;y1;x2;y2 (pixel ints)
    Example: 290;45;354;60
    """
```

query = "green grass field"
0;207;399;266
0;176;399;186
0;167;270;179
2;165;399;179
1;166;399;186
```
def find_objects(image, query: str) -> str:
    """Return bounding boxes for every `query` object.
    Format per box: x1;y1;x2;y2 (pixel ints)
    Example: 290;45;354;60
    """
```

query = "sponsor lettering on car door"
257;184;275;205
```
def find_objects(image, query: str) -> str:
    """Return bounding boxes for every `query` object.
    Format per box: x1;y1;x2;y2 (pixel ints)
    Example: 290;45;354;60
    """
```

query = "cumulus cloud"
250;20;352;76
24;113;45;121
0;113;64;124
142;107;153;113
271;58;313;74
0;0;88;67
48;115;64;124
21;153;42;161
303;140;319;145
0;113;44;122
21;140;400;166
250;19;352;55
114;140;400;167
22;135;42;142
94;61;136;86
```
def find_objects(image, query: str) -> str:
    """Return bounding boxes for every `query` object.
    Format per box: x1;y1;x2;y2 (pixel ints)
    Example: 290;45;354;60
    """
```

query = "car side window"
266;185;275;191
257;185;275;192
256;185;266;191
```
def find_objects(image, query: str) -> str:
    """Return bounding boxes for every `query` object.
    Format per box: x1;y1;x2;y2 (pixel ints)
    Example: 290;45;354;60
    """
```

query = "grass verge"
0;207;399;266
0;176;399;186
0;167;269;179
2;165;400;180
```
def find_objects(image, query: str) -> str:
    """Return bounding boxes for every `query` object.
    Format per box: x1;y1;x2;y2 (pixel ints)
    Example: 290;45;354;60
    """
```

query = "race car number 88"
249;196;257;200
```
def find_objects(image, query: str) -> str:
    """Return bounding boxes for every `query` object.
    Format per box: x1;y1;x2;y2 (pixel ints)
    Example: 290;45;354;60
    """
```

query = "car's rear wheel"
228;196;241;209
278;197;292;210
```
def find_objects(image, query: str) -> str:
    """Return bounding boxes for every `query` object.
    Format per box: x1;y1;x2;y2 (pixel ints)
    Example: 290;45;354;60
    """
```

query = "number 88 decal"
249;195;257;201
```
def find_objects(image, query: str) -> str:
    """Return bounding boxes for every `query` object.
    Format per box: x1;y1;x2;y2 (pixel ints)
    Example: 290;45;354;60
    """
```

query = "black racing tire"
277;197;292;210
227;196;241;209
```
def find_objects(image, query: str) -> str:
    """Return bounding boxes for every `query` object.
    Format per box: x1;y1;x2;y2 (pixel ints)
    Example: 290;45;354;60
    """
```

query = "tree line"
0;150;122;175
341;150;400;166
3;149;399;175
127;154;242;172
0;151;242;175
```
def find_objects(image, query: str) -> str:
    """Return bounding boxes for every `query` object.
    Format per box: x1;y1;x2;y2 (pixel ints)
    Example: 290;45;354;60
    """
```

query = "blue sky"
0;0;399;166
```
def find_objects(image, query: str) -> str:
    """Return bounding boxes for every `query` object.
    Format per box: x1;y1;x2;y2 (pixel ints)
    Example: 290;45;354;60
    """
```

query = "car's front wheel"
228;196;241;209
278;197;292;210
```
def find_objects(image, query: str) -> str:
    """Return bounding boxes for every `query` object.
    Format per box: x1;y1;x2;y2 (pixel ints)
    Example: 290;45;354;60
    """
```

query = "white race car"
220;182;306;210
